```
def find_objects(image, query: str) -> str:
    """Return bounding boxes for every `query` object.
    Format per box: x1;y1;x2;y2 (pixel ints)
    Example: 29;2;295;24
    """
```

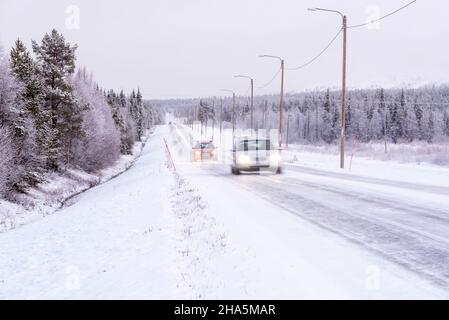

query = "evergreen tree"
389;101;400;144
443;111;449;137
0;48;22;194
321;89;333;143
399;89;411;141
425;112;435;143
135;88;144;137
107;89;125;132
331;100;339;141
377;88;388;140
413;98;423;139
32;29;80;169
10;39;50;188
345;97;352;139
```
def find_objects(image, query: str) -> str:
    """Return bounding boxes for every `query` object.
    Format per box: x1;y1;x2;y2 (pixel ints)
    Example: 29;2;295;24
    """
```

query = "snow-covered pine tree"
398;89;413;142
443;111;449;137
321;89;333;144
345;96;352;139
0;48;21;196
107;89;125;134
32;29;80;169
424;112;435;143
119;90;135;154
377;88;387;139
10;39;49;189
413;98;423;140
389;100;400;144
135;88;144;139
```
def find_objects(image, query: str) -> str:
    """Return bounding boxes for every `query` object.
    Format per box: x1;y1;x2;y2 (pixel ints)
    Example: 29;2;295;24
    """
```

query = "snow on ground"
0;132;151;233
289;141;449;166
1;124;448;299
284;145;449;189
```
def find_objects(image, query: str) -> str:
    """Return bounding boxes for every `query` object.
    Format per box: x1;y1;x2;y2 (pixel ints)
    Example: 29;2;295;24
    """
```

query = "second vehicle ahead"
192;140;218;162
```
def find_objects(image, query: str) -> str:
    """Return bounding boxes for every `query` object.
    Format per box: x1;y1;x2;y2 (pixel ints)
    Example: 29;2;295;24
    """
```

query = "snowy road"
1;124;449;299
201;164;449;288
171;124;449;297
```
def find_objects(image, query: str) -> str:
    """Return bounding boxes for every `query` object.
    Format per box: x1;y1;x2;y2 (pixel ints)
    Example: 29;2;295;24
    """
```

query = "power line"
255;67;281;89
284;1;417;71
286;27;343;71
347;0;417;29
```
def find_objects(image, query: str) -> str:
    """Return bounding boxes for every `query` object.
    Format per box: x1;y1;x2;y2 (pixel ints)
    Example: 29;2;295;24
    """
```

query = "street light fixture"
259;54;285;149
234;75;254;133
308;7;347;169
308;7;344;18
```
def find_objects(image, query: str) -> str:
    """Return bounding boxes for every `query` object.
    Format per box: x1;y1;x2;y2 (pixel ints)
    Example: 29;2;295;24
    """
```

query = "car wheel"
276;167;283;174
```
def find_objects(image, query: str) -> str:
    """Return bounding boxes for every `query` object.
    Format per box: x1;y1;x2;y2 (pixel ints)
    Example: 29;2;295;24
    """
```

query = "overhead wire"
286;27;343;71
347;0;417;29
255;67;281;89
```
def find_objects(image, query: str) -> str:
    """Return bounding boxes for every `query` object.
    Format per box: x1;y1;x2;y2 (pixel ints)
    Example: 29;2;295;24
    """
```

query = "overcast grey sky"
1;0;448;99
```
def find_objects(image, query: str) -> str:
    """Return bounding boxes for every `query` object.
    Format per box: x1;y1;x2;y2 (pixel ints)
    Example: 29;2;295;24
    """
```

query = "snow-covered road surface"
1;124;448;299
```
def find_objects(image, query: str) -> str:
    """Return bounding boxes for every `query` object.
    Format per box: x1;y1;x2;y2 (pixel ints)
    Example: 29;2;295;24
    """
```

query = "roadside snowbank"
168;171;228;298
287;141;449;166
0;131;153;233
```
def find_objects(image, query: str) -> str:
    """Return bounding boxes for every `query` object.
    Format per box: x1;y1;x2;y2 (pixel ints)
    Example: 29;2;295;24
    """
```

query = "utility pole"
308;7;347;169
264;100;268;133
212;100;215;141
280;59;285;149
219;98;223;146
234;75;254;134
259;55;285;149
232;92;236;141
341;15;347;169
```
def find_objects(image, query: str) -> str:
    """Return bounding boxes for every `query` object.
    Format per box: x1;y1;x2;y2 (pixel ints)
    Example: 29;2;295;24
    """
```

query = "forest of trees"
0;30;161;199
169;85;449;146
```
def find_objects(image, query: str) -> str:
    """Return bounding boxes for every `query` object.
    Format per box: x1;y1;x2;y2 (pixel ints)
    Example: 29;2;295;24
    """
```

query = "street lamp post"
234;75;254;134
259;55;285;149
308;7;347;169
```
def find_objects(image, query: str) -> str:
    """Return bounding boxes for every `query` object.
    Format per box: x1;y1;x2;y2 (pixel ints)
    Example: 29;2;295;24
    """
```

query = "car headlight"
269;153;282;163
237;154;250;165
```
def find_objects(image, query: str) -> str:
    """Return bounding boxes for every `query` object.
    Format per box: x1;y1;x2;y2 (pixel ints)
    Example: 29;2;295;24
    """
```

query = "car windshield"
194;142;214;149
236;139;271;151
